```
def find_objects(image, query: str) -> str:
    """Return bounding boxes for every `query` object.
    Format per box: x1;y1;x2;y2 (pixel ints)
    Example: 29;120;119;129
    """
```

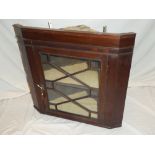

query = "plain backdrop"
0;19;155;134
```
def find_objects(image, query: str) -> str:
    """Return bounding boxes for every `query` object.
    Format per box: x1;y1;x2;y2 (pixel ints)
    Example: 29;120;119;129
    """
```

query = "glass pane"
74;70;99;88
40;53;100;119
54;83;89;99
47;89;68;104
43;64;65;81
57;102;89;117
77;97;97;112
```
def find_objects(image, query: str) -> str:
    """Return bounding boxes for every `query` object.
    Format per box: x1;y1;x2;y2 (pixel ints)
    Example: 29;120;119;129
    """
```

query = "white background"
0;0;155;154
0;19;155;135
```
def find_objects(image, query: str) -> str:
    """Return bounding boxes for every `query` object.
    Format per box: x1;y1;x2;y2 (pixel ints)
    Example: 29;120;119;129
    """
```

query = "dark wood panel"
14;24;136;48
26;46;46;113
13;26;39;109
102;52;133;127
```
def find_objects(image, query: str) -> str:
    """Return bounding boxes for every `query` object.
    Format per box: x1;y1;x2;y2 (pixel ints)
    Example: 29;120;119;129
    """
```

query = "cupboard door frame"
28;46;107;125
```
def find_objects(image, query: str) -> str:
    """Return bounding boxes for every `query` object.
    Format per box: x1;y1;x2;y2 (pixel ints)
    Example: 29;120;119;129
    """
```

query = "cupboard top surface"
13;24;136;49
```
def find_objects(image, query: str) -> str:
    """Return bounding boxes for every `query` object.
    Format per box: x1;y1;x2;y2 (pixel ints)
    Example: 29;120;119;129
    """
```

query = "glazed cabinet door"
26;46;107;124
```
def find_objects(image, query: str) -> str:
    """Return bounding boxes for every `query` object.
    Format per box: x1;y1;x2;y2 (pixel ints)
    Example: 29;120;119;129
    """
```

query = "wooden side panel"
103;52;133;127
25;46;46;113
13;26;39;110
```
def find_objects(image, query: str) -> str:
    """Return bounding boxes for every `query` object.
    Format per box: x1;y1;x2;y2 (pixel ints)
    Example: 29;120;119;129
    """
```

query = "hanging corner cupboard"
14;24;136;129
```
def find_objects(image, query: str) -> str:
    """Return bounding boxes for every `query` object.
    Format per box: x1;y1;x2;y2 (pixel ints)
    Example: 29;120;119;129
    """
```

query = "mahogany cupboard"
13;24;136;128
